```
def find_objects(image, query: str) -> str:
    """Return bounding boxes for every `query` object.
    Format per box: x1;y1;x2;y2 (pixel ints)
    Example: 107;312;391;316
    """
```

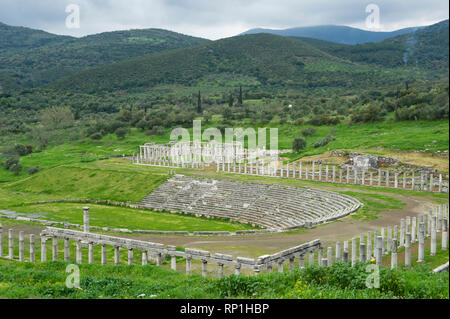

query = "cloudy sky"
0;0;448;39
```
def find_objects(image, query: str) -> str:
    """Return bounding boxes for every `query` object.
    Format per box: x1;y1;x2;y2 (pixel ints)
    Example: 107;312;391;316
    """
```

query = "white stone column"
41;237;47;262
366;231;372;259
335;242;341;262
308;251;315;265
76;240;82;264
351;238;357;267
186;255;192;275
387;226;392;253
235;263;242;275
400;219;405;247
380;228;385;255
298;255;305;269
8;229;13;259
52;237;58;261
332;166;336;183
431;216;437;256
64;238;70;262
88;242;94;264
19;231;24;262
327;247;333;266
217;263;224;278
405;233;411;267
201;259;208;277
278;259;284;272
360;243;366;263
391;239;398;269
376;236;382;266
114;246;120;265
101;245;107;265
127;248;133;265
83;207;90;233
30;234;35;263
442;218;448;251
418;222;425;263
412;217;417;243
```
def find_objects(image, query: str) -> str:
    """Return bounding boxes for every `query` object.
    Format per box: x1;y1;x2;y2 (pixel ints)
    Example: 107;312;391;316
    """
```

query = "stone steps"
139;176;362;230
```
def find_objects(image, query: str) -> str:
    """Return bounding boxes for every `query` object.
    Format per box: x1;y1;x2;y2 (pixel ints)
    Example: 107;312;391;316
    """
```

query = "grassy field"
0;257;447;299
4;202;256;232
1;118;448;183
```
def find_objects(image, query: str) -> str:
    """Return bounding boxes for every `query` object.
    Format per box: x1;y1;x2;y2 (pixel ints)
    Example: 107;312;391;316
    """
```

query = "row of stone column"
222;161;447;193
0;226;37;262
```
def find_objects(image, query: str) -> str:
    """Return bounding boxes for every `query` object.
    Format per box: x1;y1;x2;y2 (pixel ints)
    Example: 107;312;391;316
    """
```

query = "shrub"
9;163;23;175
314;135;336;148
308;115;340;126
89;132;103;140
1;157;20;170
301;127;316;137
115;127;128;139
27;166;42;175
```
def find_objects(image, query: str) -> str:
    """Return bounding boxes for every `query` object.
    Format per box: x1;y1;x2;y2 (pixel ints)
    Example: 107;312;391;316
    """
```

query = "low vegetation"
0;259;447;299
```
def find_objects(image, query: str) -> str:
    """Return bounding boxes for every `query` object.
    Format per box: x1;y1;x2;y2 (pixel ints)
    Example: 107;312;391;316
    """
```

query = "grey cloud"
0;0;448;39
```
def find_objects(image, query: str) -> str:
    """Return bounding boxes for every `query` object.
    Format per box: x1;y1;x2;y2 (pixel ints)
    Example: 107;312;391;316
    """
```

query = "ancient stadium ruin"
139;175;362;230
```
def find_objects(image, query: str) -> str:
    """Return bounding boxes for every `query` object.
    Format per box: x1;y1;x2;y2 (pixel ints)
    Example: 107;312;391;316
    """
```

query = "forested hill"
0;23;209;91
241;24;423;45
52;33;387;93
0;22;69;54
293;20;449;74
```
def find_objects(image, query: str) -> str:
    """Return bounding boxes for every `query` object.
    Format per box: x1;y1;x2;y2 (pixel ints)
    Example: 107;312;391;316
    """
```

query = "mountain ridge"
241;23;432;44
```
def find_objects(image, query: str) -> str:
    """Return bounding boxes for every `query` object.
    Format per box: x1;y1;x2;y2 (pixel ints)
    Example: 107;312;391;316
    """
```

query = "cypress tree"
197;90;202;114
238;85;243;106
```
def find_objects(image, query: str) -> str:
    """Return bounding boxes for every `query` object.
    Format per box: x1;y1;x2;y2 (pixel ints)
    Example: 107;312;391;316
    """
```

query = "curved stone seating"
139;175;362;230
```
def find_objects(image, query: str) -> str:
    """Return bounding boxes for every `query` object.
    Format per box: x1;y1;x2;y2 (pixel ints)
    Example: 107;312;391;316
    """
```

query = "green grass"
0;258;447;299
1;160;168;205
340;192;406;221
1;118;448;184
4;202;256;232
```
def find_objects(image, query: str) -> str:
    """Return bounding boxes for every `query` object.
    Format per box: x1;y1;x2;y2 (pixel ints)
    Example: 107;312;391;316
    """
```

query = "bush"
27;166;42;175
1;157;20;170
115;127;128;139
146;126;166;136
1;144;33;156
301;127;316;137
90;132;103;140
308;115;340;126
9;163;23;175
314;135;336;148
292;138;307;153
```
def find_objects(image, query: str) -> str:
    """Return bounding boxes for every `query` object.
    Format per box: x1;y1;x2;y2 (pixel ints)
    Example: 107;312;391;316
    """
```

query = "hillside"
294;20;449;74
52;33;411;93
0;23;209;90
241;24;422;45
